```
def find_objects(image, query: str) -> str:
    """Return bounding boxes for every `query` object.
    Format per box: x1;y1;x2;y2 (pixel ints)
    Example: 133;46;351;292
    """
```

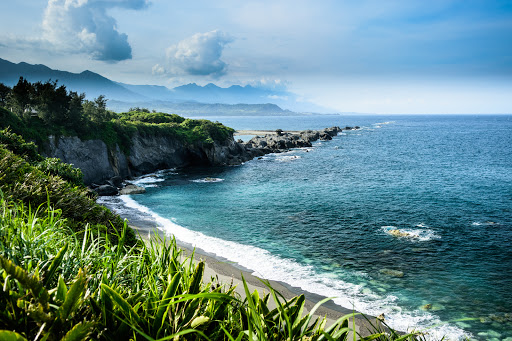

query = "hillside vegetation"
0;78;234;155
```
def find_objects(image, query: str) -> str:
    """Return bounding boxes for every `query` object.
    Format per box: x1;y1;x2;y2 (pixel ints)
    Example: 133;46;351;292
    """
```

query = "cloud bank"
162;30;234;77
36;0;149;61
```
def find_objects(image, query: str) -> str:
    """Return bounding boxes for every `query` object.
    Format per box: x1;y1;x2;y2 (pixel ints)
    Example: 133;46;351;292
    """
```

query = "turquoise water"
113;115;512;340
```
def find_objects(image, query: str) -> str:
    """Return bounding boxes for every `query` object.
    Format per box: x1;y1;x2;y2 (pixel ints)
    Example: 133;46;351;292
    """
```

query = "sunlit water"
100;115;512;340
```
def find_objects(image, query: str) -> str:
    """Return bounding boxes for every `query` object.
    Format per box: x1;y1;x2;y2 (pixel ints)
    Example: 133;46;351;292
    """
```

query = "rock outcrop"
44;132;255;185
244;126;342;155
43;126;344;190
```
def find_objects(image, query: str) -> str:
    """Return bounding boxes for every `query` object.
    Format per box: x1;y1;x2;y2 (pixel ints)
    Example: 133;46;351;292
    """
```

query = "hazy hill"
0;57;328;115
0;58;145;102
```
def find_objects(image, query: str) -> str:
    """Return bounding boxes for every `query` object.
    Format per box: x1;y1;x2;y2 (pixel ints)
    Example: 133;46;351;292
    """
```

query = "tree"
9;77;34;117
0;83;10;107
65;91;85;131
83;95;115;122
33;80;70;125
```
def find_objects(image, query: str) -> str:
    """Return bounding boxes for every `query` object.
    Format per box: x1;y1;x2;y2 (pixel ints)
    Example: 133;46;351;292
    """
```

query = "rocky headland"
45;125;357;195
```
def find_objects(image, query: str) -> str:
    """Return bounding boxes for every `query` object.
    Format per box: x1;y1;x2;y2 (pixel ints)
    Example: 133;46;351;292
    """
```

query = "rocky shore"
45;125;358;195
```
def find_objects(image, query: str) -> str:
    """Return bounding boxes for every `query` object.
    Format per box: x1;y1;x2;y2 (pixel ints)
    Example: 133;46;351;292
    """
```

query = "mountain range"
0;57;328;115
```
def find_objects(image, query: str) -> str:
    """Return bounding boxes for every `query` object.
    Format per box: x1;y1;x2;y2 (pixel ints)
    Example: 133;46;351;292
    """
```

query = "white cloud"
3;0;149;62
164;30;234;77
152;63;166;75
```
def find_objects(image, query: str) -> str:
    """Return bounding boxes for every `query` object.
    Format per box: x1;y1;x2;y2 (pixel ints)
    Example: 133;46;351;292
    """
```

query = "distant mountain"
107;100;294;116
0;58;145;102
0;57;329;115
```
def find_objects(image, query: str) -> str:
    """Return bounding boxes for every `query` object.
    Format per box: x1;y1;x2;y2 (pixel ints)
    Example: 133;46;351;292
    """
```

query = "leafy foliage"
36;157;84;187
0;135;136;246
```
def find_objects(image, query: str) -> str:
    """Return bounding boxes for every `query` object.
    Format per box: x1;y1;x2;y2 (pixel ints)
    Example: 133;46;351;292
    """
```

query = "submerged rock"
388;229;415;238
379;268;404;278
119;184;146;195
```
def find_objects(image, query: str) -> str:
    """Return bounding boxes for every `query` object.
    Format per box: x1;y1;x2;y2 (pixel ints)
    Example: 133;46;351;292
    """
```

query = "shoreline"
112;206;391;338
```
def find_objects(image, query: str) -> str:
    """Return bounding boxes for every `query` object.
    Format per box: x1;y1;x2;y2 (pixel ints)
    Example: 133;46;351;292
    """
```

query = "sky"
0;0;511;114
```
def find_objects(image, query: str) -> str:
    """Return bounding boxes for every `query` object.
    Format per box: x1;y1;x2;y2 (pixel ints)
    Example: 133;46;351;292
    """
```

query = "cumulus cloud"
38;0;149;61
152;63;166;75
164;30;234;77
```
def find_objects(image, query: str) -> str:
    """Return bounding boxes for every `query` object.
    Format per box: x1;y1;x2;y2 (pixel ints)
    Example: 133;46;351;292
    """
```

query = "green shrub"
36;157;84;186
0;128;42;163
0;146;136;246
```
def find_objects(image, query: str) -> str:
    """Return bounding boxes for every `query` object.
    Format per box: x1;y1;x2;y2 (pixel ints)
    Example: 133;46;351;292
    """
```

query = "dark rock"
95;184;119;196
111;176;123;188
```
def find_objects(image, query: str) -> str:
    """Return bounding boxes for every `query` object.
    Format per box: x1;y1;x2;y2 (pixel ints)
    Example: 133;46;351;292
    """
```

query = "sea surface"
100;114;512;340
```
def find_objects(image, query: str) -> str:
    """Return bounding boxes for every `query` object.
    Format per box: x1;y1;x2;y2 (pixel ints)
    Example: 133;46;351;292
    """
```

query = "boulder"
95;184;119;196
110;176;123;188
119;184;146;195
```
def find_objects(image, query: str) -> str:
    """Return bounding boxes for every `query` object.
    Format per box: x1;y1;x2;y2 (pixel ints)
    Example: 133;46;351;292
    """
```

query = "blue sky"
0;0;511;114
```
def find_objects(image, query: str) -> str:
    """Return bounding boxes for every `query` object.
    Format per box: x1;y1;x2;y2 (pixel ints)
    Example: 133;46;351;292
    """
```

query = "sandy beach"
128;220;389;338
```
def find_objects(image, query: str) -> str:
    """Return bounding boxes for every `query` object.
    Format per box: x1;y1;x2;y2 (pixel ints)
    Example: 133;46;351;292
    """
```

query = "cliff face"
45;133;253;185
44;126;345;186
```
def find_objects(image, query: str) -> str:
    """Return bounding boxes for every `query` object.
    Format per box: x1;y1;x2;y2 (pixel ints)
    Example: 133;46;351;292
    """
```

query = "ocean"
100;114;512;340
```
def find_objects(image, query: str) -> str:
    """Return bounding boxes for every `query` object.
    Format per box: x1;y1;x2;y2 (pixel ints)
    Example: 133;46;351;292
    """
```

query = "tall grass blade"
154;272;181;336
60;321;94;341
42;243;67;287
188;261;205;295
101;283;141;324
0;254;49;306
57;268;86;322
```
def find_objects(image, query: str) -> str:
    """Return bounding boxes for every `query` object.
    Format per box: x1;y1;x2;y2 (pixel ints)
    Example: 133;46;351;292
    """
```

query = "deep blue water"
113;115;512;340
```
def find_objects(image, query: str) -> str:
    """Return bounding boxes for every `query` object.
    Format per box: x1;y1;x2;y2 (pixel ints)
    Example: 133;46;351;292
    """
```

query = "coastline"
109;199;390;338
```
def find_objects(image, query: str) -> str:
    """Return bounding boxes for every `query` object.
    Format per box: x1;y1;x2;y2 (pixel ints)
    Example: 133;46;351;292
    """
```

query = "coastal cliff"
44;132;255;185
43;126;347;187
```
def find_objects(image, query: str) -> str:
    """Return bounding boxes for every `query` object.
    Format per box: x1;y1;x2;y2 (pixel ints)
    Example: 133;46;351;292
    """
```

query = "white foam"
190;177;225;183
472;221;500;227
128;174;165;187
275;155;301;162
120;196;469;340
382;225;441;242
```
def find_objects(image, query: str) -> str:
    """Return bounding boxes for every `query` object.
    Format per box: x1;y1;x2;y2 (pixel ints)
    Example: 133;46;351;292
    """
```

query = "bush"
36;157;84;186
0;145;136;246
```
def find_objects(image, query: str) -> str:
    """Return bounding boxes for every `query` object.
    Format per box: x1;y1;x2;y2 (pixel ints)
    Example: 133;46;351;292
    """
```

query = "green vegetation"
0;128;136;246
0;78;235;155
0;79;428;340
